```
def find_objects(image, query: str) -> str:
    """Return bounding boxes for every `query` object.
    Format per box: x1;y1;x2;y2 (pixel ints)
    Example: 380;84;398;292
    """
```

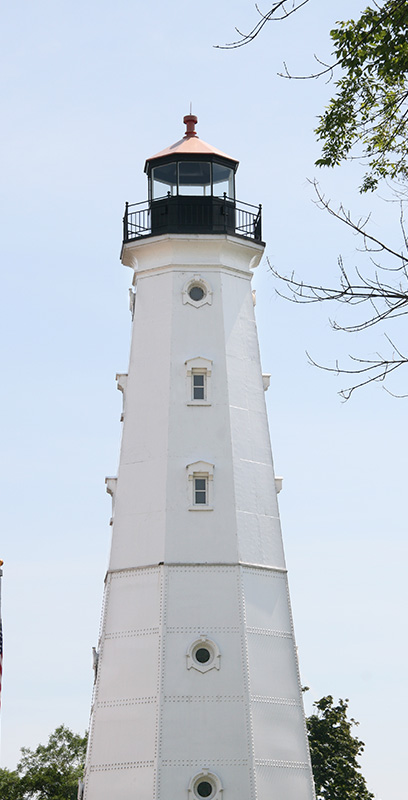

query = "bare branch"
383;386;408;398
310;180;408;265
307;346;408;400
269;252;408;316
269;184;408;397
278;0;408;80
278;54;338;81
216;0;408;121
400;201;408;252
214;0;310;50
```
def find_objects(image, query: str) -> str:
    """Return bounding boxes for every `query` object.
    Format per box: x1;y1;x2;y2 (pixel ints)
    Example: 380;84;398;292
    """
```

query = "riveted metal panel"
163;629;245;696
104;568;162;634
252;699;310;762
89;703;158;764
242;569;292;631
85;765;155;800
98;633;160;699
246;633;299;698
255;763;315;800
159;764;252;800
165;566;241;628
160;698;248;760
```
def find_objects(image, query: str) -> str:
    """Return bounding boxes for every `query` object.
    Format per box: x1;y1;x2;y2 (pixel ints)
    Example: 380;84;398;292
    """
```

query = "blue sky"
1;3;406;799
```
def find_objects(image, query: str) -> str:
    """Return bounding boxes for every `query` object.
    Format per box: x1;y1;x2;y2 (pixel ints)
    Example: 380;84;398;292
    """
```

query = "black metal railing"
235;202;262;241
123;196;262;243
124;200;151;239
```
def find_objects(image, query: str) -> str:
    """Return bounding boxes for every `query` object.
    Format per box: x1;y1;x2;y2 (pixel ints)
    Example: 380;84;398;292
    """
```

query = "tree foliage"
220;1;408;192
315;1;408;192
0;705;374;800
307;696;374;800
221;2;408;395
0;725;88;800
17;724;87;800
0;769;24;800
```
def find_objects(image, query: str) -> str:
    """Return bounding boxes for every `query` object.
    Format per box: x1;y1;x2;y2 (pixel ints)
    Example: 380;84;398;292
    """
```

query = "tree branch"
269;183;408;397
310;180;408;264
214;0;311;50
307;344;408;400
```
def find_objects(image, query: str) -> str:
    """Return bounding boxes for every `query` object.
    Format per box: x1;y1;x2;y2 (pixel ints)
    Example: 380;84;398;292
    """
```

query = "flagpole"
0;559;3;761
0;560;3;709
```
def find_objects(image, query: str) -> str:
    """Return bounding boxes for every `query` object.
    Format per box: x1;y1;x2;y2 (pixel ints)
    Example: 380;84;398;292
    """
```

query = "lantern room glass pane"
152;162;177;199
179;161;211;196
212;163;234;198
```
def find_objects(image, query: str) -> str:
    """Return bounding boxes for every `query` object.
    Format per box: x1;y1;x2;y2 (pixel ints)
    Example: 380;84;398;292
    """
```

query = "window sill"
188;506;214;512
187;401;212;406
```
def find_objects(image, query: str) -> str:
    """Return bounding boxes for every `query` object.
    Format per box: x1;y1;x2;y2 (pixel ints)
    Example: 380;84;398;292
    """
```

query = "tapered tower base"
83;117;315;800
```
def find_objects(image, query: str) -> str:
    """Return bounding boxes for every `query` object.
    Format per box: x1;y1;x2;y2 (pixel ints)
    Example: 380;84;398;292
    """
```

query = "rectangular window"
192;372;205;400
194;477;207;505
185;359;212;406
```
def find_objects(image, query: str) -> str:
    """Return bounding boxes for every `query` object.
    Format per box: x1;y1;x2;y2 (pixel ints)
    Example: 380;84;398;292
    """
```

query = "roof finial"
183;111;198;138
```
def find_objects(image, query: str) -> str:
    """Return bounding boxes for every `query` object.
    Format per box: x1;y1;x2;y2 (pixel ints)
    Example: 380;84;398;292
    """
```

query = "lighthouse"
83;115;315;800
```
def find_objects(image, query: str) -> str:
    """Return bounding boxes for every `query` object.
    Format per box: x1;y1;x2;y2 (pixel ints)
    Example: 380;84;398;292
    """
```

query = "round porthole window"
186;637;221;673
188;771;222;800
196;780;214;798
192;643;213;666
194;647;211;664
189;284;206;302
183;276;212;308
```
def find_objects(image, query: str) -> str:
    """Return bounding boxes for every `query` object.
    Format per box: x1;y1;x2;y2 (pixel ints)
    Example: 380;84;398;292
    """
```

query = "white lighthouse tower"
83;115;315;800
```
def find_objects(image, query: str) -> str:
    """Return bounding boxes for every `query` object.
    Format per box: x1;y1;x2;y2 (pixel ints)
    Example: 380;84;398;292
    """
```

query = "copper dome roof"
145;114;238;171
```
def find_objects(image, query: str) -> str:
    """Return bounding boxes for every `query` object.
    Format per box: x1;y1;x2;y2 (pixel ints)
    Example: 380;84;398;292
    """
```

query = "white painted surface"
83;233;315;800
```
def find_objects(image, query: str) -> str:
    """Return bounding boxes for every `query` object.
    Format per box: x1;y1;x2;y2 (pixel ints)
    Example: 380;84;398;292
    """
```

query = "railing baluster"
123;197;262;243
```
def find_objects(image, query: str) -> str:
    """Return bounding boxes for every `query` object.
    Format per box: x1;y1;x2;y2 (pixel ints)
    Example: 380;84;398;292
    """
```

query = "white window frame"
186;636;221;673
192;371;206;401
182;274;213;308
185;357;212;406
188;771;223;800
187;461;214;511
194;475;208;505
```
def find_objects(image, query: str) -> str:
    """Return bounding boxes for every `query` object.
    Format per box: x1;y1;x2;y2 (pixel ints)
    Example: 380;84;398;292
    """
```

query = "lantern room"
122;114;262;243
